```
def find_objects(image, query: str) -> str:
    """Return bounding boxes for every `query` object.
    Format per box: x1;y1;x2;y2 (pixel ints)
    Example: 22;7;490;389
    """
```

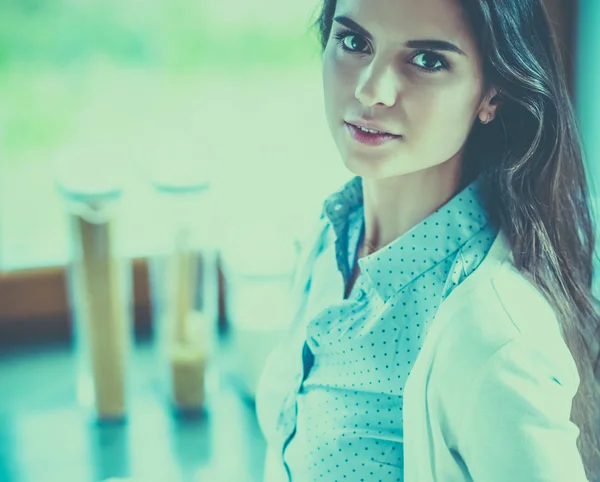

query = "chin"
341;153;412;180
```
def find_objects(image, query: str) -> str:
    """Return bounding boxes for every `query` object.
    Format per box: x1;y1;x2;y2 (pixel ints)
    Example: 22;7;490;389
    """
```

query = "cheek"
406;83;480;151
322;59;337;132
322;50;336;107
322;47;355;114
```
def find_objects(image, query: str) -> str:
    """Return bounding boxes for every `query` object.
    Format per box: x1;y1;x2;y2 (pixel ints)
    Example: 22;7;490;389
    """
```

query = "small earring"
480;113;493;124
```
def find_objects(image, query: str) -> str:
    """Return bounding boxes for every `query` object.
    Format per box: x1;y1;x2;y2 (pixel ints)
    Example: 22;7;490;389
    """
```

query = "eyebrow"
332;15;467;56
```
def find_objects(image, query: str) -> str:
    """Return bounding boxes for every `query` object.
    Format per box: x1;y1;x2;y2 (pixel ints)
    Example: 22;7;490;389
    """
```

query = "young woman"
256;0;600;480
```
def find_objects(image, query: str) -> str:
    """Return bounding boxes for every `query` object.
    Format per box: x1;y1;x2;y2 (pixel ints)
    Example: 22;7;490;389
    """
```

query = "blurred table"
0;336;266;482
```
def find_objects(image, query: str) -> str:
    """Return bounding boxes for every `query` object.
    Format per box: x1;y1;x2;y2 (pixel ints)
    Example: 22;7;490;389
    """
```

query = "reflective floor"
0;337;266;482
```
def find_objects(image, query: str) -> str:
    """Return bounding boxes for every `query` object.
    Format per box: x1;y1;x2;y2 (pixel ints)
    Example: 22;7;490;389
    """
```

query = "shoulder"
490;260;562;338
435;255;569;369
443;268;586;480
427;256;580;445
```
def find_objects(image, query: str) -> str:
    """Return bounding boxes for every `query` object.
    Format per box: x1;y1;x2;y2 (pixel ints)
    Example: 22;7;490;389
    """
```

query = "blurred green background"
0;0;349;270
0;0;320;159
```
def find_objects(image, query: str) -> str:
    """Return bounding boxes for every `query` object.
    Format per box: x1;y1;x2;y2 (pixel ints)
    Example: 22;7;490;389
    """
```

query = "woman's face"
322;0;493;180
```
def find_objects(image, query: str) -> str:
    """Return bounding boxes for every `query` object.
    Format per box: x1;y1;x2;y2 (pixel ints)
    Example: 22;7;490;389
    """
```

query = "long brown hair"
314;0;600;478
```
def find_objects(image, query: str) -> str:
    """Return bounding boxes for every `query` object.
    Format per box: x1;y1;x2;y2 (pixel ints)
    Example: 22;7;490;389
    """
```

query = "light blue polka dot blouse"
256;175;500;481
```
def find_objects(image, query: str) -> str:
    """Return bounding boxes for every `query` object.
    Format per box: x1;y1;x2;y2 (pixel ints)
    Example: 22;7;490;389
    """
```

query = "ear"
478;87;503;123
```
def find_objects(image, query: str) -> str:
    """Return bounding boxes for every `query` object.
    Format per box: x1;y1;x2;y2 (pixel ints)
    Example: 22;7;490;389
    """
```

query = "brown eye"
411;52;449;72
343;35;368;52
333;31;370;54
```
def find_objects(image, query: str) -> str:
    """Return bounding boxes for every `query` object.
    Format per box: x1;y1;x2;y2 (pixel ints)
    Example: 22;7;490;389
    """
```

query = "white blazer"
402;229;588;481
263;229;589;481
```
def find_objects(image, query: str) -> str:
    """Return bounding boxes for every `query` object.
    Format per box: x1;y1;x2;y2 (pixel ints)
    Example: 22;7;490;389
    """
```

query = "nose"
355;61;400;108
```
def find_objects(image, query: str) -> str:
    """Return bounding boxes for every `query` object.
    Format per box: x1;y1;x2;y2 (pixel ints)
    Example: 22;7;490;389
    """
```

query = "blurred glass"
147;174;218;416
55;158;134;423
215;219;299;399
220;220;297;331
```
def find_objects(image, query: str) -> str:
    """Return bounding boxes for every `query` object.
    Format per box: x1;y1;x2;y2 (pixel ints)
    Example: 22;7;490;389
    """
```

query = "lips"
345;122;402;147
353;124;392;136
345;120;401;137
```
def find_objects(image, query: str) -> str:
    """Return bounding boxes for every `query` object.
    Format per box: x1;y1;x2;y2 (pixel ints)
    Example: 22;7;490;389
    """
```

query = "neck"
361;156;463;253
